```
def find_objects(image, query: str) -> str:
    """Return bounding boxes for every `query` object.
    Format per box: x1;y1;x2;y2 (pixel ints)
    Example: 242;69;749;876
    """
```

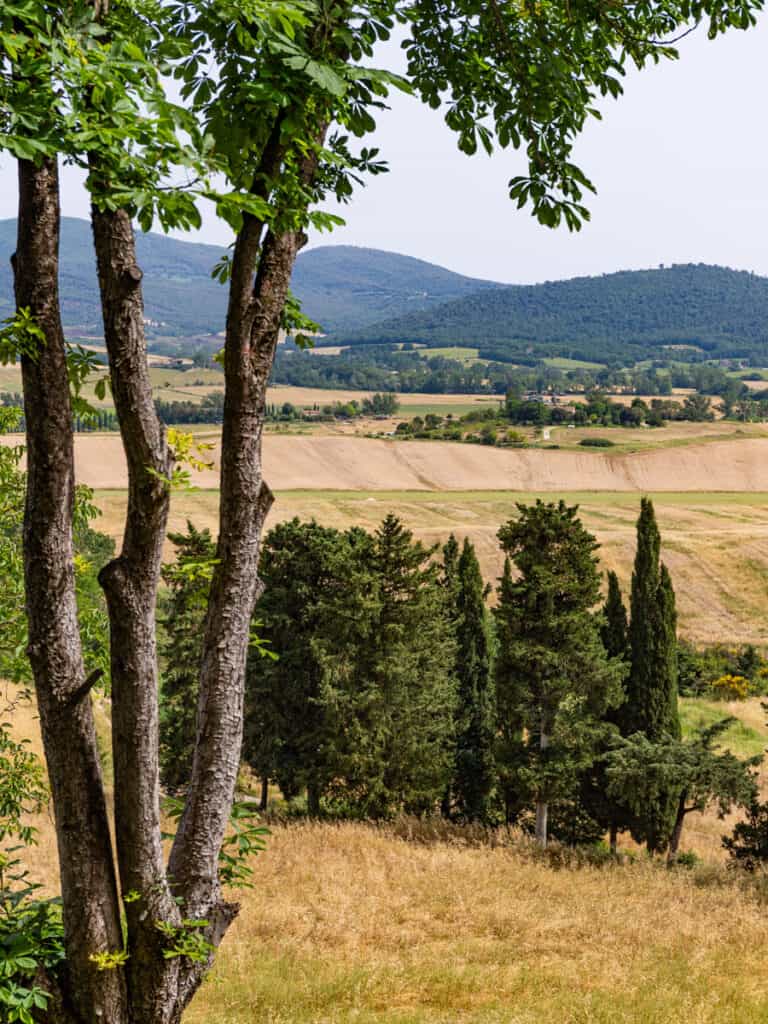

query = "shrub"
671;850;701;869
723;801;768;870
710;674;750;701
579;437;615;448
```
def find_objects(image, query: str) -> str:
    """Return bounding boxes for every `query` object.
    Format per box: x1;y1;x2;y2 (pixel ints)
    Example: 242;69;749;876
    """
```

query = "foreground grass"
187;821;768;1024
9;685;768;1023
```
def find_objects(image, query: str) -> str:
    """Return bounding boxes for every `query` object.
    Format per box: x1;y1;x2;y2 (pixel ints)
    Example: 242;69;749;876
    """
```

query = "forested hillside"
0;220;499;337
0;217;229;334
341;264;768;363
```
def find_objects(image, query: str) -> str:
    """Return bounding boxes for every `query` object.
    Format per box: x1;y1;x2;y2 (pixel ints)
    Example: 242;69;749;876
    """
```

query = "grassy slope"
189;698;768;1023
187;819;768;1024
9;690;768;1024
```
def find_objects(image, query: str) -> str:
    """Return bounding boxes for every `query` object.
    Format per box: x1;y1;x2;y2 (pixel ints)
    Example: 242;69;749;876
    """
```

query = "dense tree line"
159;500;759;856
337;264;768;365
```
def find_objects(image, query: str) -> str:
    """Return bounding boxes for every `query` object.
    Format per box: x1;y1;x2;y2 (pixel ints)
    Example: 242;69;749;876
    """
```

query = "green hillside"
340;263;768;364
0;219;499;338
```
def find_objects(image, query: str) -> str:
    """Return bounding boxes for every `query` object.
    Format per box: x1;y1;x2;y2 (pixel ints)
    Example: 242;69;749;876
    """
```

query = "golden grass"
187;821;768;1024
8;682;768;1023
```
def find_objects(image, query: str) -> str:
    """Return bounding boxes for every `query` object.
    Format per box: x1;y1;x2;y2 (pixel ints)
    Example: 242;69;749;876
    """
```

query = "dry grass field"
184;821;768;1024
9;685;768;1024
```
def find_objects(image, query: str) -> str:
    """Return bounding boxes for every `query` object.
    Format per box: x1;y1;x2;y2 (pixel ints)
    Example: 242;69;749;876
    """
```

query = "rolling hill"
3;219;767;363
339;263;768;363
0;219;500;338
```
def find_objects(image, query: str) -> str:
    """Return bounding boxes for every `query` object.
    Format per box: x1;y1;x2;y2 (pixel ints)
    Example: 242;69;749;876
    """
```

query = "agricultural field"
87;484;768;646
542;355;606;370
3;419;768;642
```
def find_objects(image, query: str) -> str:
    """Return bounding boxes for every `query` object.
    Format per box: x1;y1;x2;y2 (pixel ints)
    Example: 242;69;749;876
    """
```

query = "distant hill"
0;218;230;336
339;264;768;363
291;246;502;332
0;219;500;338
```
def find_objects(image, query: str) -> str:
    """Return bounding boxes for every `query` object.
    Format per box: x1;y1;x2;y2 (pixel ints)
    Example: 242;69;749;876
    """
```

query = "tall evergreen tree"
158;523;216;794
601;570;629;660
496;501;623;847
626;497;681;851
248;515;456;818
451;539;496;823
493;557;529;824
580;570;632;851
359;515;457;816
248;519;375;815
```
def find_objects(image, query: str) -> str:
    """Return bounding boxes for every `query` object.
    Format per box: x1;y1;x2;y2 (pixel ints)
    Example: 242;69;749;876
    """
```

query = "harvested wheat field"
92;488;768;645
5;429;768;491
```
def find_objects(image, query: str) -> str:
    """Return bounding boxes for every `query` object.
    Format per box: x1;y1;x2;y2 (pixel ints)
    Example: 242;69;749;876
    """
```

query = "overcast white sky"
1;17;767;284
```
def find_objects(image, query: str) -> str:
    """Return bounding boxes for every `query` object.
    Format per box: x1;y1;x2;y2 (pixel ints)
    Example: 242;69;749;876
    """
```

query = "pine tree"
248;515;456;818
247;519;375;815
158;523;216;793
626;497;681;851
359;515;457;816
495;501;623;847
451;538;496;823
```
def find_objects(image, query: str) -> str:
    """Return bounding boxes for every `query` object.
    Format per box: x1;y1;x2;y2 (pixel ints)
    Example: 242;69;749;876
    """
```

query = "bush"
710;674;750;701
723;800;768;870
579;437;615;448
671;850;701;869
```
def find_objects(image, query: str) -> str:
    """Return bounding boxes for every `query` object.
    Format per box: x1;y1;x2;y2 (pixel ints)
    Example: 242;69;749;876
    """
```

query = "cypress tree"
452;538;495;823
493;556;528;824
601;570;628;660
158;523;216;793
362;514;457;816
626;497;681;850
580;569;632;851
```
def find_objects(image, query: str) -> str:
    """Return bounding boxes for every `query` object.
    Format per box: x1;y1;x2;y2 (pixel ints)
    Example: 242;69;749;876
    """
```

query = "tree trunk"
260;775;269;812
307;779;321;818
535;799;548;848
609;822;618;855
14;157;127;1023
666;789;688;866
535;726;550;848
90;204;183;1015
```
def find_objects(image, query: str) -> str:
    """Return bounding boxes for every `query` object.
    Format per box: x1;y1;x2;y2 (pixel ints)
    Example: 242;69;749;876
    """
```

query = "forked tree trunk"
13;157;126;1024
91;204;184;1015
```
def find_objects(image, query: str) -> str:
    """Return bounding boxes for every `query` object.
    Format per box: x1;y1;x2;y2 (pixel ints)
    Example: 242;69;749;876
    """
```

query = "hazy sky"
1;17;767;284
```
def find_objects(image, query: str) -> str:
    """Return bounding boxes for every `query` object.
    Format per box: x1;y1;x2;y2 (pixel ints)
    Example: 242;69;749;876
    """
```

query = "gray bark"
13;157;127;1024
91;204;183;1015
666;789;689;866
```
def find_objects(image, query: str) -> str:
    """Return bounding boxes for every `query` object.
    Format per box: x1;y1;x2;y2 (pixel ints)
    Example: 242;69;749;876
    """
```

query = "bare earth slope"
5;433;768;491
